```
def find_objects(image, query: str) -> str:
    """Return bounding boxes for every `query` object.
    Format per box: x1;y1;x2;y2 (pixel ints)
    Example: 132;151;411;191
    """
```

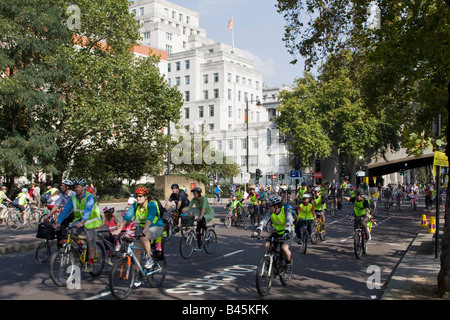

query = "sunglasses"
136;194;145;198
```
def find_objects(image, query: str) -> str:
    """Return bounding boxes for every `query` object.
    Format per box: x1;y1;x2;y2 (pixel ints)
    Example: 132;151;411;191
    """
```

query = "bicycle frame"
121;241;163;278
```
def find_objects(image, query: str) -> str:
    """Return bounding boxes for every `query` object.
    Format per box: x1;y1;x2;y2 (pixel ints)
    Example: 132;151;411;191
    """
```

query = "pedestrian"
33;183;41;209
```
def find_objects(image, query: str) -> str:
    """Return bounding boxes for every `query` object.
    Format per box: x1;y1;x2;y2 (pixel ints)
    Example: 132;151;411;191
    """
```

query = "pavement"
0;200;449;300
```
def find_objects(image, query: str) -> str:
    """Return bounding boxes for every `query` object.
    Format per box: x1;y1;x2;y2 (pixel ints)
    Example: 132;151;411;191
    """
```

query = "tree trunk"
437;82;450;297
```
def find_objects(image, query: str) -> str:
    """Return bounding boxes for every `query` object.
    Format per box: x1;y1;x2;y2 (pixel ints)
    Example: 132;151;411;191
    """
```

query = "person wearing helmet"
313;186;327;227
295;193;315;244
224;193;242;222
252;195;293;271
214;185;223;204
242;186;261;226
101;207;121;255
55;178;103;272
187;187;215;249
345;191;372;240
163;183;190;233
113;186;164;270
12;188;36;227
49;179;76;247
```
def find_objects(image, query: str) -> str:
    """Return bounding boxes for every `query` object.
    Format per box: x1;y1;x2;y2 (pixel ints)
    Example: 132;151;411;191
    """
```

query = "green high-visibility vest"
135;200;160;228
71;192;102;229
270;206;287;235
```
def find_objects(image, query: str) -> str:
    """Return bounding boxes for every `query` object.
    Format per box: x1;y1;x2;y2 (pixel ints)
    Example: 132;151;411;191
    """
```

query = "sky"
160;0;306;88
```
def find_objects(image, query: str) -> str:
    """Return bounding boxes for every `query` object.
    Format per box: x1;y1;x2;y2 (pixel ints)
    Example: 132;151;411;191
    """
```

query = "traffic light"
341;165;346;177
399;168;404;176
255;169;261;179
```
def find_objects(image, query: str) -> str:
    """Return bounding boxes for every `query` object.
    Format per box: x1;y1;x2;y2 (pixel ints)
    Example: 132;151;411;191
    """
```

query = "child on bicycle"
295;193;315;244
252;195;293;271
101;207;120;252
224;193;242;221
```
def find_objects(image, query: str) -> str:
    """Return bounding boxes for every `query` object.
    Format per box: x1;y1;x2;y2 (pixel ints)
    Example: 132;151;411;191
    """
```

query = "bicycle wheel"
6;211;22;230
90;241;106;276
49;248;76;287
179;231;195;259
147;255;167;288
384;201;389;216
109;257;136;300
280;258;293;286
163;218;173;241
224;214;232;228
301;228;308;254
319;222;326;241
204;228;217;254
243;214;251;230
27;209;39;228
362;233;367;255
354;230;363;259
310;222;318;244
255;256;273;297
35;240;51;264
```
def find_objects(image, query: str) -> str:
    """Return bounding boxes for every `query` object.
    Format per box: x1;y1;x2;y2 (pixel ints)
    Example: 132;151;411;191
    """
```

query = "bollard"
420;214;428;227
427;216;436;234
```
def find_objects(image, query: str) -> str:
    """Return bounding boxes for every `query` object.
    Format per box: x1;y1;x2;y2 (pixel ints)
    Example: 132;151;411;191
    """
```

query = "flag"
227;17;233;30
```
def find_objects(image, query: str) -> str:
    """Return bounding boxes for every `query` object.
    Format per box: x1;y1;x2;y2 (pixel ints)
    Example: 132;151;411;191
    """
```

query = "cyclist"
0;186;12;222
214;185;223;203
12;188;36;227
345;191;372;240
113;186;164;269
54;178;103;272
235;185;244;202
252;195;293;271
242;186;261;226
383;186;393;209
224;193;242;221
186;187;215;250
295;193;315;244
295;182;307;204
164;183;190;233
313;187;327;226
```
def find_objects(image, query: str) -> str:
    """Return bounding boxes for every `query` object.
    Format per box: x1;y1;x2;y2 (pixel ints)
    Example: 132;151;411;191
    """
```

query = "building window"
198;106;204;118
213;73;219;82
175;77;180;86
267;128;272;146
228;139;233;150
228;89;232;100
176;61;180;71
166;32;172;40
167;63;171;72
228;73;232;83
185;75;190;85
217;140;222;150
144;32;151;40
241;156;248;167
214;89;219;99
209;105;214;117
250;155;258;166
241;138;247;149
203;90;208;100
140;7;144;15
251;137;257;149
184;108;190;119
185;60;190;69
228;106;232;118
208;123;214;131
203;74;208;84
184;91;190;102
166;45;172;54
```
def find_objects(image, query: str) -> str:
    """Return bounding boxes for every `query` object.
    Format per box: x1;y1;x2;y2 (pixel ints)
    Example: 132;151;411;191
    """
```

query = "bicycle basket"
36;223;56;240
181;215;194;226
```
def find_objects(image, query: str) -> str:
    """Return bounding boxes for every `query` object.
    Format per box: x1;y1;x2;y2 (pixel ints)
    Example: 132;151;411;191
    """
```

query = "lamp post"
245;99;262;177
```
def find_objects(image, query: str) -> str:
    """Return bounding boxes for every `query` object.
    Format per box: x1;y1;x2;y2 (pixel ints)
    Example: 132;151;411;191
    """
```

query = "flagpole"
228;16;234;53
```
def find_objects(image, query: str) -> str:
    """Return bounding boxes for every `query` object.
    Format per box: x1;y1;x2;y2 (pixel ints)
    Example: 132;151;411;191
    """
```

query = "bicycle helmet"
72;178;87;186
62;179;73;186
171;184;179;189
268;195;282;205
103;206;115;214
21;188;28;193
191;187;202;193
135;186;148;195
302;193;311;199
314;187;321;192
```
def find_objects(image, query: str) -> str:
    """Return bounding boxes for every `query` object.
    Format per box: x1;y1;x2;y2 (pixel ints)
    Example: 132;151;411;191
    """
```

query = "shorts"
137;225;164;241
13;203;26;212
71;226;97;248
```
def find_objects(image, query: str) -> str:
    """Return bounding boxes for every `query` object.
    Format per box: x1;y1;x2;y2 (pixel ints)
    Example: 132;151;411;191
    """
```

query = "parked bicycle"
252;234;293;297
179;215;217;259
109;232;167;300
49;224;106;287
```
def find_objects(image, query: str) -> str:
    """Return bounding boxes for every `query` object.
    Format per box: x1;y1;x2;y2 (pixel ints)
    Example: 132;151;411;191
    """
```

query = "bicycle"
395;194;402;211
327;195;337;216
296;219;310;254
35;221;57;263
162;208;178;241
252;234;293;296
311;213;326;244
347;216;370;259
410;194;418;210
6;204;40;230
224;207;240;228
49;224;106;287
383;198;391;216
97;229;121;265
179;215;217;259
109;232;167;300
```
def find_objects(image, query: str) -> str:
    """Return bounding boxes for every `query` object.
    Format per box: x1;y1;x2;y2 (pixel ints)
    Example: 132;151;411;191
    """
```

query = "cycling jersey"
57;191;102;229
297;202;314;220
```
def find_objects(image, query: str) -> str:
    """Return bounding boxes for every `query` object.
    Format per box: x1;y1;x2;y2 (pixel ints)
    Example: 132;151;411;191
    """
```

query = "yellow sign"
434;151;449;167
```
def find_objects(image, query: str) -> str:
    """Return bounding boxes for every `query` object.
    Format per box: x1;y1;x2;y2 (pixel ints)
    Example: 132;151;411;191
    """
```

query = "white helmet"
302;193;311;199
21;188;28;192
268;195;282;205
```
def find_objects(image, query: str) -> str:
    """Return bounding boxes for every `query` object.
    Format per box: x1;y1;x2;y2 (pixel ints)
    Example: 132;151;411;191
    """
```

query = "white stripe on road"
84;291;112;300
222;250;244;257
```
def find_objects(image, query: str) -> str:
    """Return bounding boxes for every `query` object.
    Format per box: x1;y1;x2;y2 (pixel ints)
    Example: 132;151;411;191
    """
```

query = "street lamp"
245;99;262;176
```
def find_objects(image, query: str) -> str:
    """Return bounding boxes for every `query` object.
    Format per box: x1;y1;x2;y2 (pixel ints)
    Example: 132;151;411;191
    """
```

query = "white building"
130;0;296;184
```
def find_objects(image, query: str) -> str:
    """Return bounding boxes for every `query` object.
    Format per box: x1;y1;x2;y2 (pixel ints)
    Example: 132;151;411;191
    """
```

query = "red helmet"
135;187;148;195
86;187;95;194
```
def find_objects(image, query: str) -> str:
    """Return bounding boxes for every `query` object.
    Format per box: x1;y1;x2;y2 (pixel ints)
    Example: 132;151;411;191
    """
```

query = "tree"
0;0;71;191
276;0;449;296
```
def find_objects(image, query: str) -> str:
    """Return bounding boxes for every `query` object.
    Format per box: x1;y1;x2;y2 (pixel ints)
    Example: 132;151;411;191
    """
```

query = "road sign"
272;174;276;179
356;170;366;177
290;170;302;178
313;172;322;178
242;172;250;183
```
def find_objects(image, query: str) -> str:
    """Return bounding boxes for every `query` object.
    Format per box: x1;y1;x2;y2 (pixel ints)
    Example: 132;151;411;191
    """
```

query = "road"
0;200;422;301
